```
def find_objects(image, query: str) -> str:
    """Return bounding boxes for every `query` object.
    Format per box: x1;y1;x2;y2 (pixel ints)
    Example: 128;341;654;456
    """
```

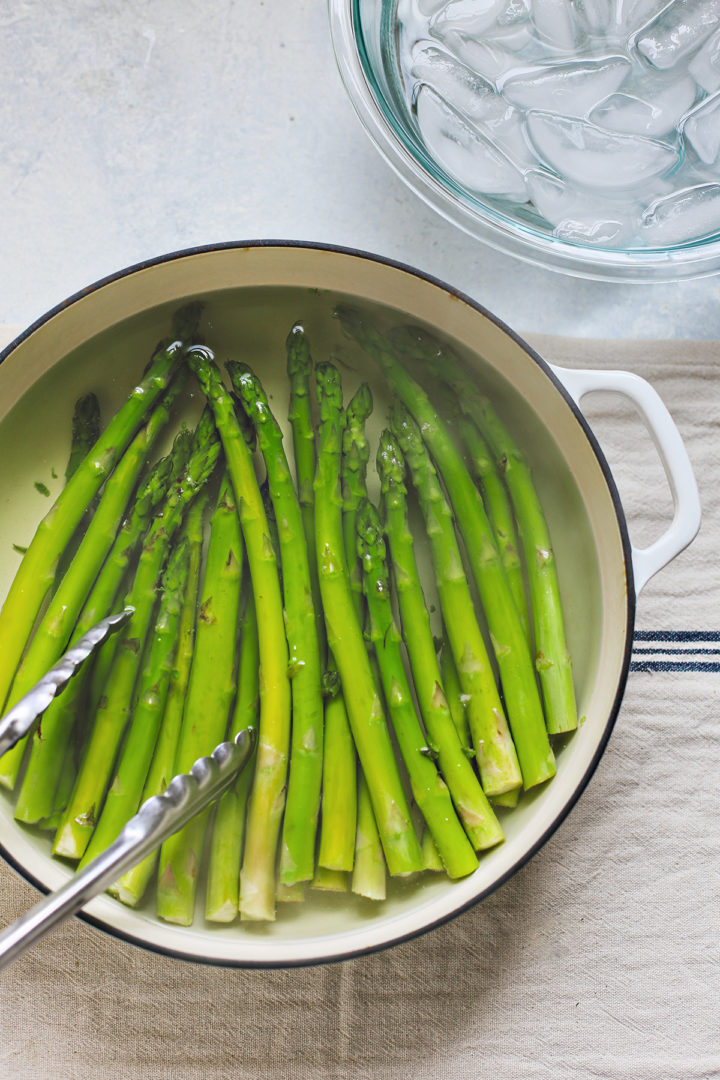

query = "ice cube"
681;90;720;164
525;168;640;244
416;85;529;199
411;43;499;118
431;0;507;37
616;0;663;35
485;21;534;50
589;74;698;136
634;0;720;71
688;27;720;92
531;0;584;51
525;111;682;189
437;29;524;80
640;182;720;243
575;0;615;35
498;0;530;25
498;55;630;114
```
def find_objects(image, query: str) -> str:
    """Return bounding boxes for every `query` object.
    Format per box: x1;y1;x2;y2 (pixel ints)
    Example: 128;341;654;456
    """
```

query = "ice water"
395;0;720;249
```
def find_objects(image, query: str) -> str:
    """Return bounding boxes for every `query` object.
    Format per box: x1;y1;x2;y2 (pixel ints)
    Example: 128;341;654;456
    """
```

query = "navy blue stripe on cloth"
630;632;720;672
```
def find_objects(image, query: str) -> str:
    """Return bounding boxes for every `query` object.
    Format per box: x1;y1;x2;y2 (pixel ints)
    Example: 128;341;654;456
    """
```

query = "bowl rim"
327;0;720;284
0;239;636;967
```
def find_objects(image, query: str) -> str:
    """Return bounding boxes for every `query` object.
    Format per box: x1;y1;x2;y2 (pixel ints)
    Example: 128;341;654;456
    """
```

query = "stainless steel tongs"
0;611;255;970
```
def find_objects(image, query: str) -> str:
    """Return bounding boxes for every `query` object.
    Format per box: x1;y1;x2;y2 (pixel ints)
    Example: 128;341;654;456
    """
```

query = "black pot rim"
0;239;636;968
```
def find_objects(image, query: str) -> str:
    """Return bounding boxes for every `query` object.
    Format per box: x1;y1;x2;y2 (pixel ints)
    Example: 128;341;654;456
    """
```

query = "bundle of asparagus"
0;302;578;925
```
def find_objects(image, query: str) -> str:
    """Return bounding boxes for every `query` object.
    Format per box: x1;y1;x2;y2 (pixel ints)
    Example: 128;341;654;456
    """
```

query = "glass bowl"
328;0;720;282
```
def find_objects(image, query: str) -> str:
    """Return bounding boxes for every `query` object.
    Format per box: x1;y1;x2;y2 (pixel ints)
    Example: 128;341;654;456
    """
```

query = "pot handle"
550;365;701;597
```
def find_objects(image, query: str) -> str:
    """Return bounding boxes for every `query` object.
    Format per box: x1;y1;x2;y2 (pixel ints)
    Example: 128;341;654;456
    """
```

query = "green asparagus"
356;500;478;879
53;411;220;860
113;489;209;907
205;590;259;922
77;538;191;871
314;361;422;876
10;444;182;816
0;303;200;717
228;360;324;888
156;472;244;925
5;383;183;795
339;308;554;790
377;430;504;848
187;346;291;922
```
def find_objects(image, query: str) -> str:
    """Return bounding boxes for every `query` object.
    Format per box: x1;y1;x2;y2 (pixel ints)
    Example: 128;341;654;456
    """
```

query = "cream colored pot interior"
0;246;630;965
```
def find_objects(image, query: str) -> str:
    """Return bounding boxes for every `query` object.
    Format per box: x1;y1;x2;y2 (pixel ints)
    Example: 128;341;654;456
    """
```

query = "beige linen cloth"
0;328;718;1080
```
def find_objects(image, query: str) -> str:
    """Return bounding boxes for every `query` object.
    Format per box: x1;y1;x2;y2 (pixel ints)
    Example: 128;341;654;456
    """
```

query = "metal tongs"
0;611;255;970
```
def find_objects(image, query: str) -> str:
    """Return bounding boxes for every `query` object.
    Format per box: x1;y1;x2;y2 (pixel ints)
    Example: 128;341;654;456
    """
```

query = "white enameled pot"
0;242;701;967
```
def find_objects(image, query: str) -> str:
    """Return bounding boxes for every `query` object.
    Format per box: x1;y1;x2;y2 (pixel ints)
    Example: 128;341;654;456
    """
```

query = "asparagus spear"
395;326;577;735
156;472;244;925
53;393;103;587
389;401;522;796
286;324;325;653
468;403;577;735
343;382;374;612
9;445;183;816
455;414;529;642
439;632;472;755
187;346;291;922
228;360;324;888
0;303;200;716
205;590;259;922
53;412;220;860
65;393;101;484
377;430;504;849
4;382;184;794
351;772;386;900
339;309;554;791
314;361;422;877
113;490;209;907
356;500;478;879
77;538;191;871
317;671;357;872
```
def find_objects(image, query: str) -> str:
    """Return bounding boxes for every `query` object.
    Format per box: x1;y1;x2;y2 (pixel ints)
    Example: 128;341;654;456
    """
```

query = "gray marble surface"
2;1;720;340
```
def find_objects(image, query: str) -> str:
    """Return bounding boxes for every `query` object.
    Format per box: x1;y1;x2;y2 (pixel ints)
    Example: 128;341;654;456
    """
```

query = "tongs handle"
0;609;133;758
0;727;255;970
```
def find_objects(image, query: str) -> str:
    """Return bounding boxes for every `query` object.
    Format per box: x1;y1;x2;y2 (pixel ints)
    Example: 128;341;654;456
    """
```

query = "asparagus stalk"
205;591;259;922
317;671;357;872
351;771;387;900
187;346;291;922
339;309;554;790
77;538;191;871
356;500;478;879
53;412;220;860
395;326;577;736
439;632;472;755
343;382;374;613
9;445;182;816
377;430;504;849
455;414;530;642
53;393;103;587
314;361;422;877
65;393;102;484
228;361;324;888
0;303;200;716
286;324;325;653
421;829;444;872
4;383;184;794
312;866;348;892
389;401;522;796
156;472;244;925
468;403;577;735
113;489;209;907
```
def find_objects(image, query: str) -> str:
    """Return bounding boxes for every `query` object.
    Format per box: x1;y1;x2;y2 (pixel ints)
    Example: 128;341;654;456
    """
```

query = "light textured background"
1;1;720;339
1;1;719;1075
0;332;718;1079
